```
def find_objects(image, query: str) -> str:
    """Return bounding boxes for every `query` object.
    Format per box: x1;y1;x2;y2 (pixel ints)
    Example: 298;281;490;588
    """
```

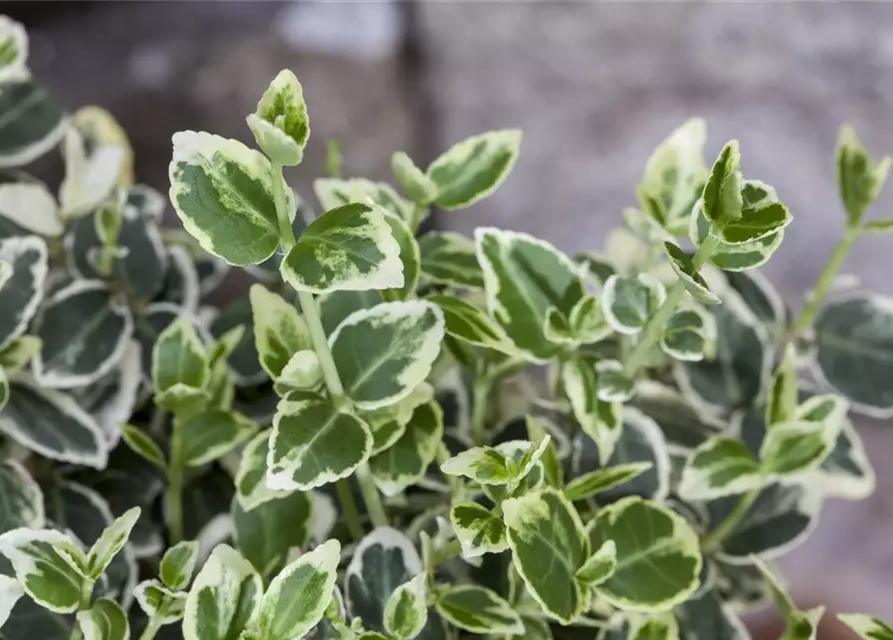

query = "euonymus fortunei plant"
0;15;889;640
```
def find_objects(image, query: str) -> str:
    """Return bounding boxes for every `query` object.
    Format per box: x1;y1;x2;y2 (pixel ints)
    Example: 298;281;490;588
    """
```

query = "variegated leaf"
169;131;295;266
314;177;414;223
281;203;403;294
180;410;257;468
134;579;186;625
329;300;444;410
384;574;428;640
267;396;372;491
369;401;443;497
232;490;312;578
160;540;199;592
183;544;263;640
0;81;66;169
449;502;507;558
76;597;129;640
391;151;436;205
246;69;309;166
426;130;521;210
434;585;523;635
562;358;622;465
235;429;288;512
0;236;47;350
0;176;61;237
679;437;763;501
603;274;666;335
418;231;483;290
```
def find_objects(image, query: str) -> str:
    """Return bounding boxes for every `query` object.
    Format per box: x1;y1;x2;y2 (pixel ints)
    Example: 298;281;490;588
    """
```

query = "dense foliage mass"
0;15;890;640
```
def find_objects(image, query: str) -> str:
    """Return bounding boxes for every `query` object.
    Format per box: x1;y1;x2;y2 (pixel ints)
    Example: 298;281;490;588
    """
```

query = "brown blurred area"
10;2;893;635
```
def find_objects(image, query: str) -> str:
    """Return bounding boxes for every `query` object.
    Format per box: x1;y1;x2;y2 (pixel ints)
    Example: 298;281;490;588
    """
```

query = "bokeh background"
11;1;893;634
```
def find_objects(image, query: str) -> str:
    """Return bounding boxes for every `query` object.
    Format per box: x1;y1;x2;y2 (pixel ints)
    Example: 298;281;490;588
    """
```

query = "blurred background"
11;1;893;634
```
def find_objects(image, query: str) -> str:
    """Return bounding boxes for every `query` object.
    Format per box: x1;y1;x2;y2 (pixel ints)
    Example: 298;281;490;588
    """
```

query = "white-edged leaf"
475;227;584;362
134;579;187;625
838;614;893;640
59;124;126;219
759;420;841;478
313;177;414;223
427;294;514;355
267;396;372;491
678;437;763;501
586;496;702;612
603;274;666;335
86;507;140;579
562;358;622;465
183;544;263;640
257;539;340;640
369;400;443;497
120;425;165;469
249;284;311;380
502;489;588;624
151;316;209;411
76;597;129;640
426;130;521;210
391;151;436;205
837;125;891;224
235;429;288;512
720;201;792;245
664;242;720;304
382;211;420;300
0;528;87;613
0;81;67;168
0;235;48;350
0;378;107;468
33;280;133;389
701;140;742;225
575;540;616;587
0;17;28;84
0;460;44;532
169;131;294;266
281;202;403;294
231;490;312;578
449;502;508;559
330;300;444;410
246;69;308;166
384;574;428;640
660;307;714;362
180;410;256;467
418;231;483;289
595;359;634;403
434;584;523;635
564;463;652;502
160;540;199;592
0;178;61;237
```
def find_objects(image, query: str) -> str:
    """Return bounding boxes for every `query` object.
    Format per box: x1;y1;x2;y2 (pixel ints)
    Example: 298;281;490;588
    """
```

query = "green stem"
701;486;760;552
297;290;345;402
472;375;492;446
67;579;95;640
166;418;184;545
409;204;424;235
355;463;388;527
271;161;295;246
794;223;861;337
137;617;162;640
336;478;366;540
624;234;720;375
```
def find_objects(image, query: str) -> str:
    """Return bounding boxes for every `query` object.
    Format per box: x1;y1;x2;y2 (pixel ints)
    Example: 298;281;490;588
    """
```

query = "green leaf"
418;231;483;289
170;131;295;266
235;429;288;512
449;502;508;559
427;294;513;354
256;539;340;640
630;616;680;640
0;236;47;350
0;364;6;412
119;425;165;469
180;410;257;467
675;590;749;640
268;396;372;491
0;460;44;533
152;316;209;402
675;290;770;414
837;125;891;223
814;294;893;416
502;489;588;624
678;437;762;501
603;274;666;335
564;463;652;502
232;491;312;578
863;218;893;234
0;82;66;168
249;285;311;380
160;540;199;592
314;177;414;224
660;307;714;362
838;614;893;640
814;418;875;500
587;497;701;612
759;420;840;478
426;130;521;209
382;211;420;300
766;344;798;427
384;574;428;640
637;118;707;234
76;597;129;640
0;379;107;468
183;544;263;640
369;400;443;496
329;300;444;410
134;579;187;624
246;69;309;166
701;140;742;225
575;540;616;587
663;242;720;304
434;584;523;635
562;358;622;464
281;203;403;295
86;506;140;579
274;350;322;394
719;201;792;245
392;151;436;205
441;438;546;487
476;227;584;362
32;280;133;388
705;483;820;561
567;294;612;344
0;528;87;613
